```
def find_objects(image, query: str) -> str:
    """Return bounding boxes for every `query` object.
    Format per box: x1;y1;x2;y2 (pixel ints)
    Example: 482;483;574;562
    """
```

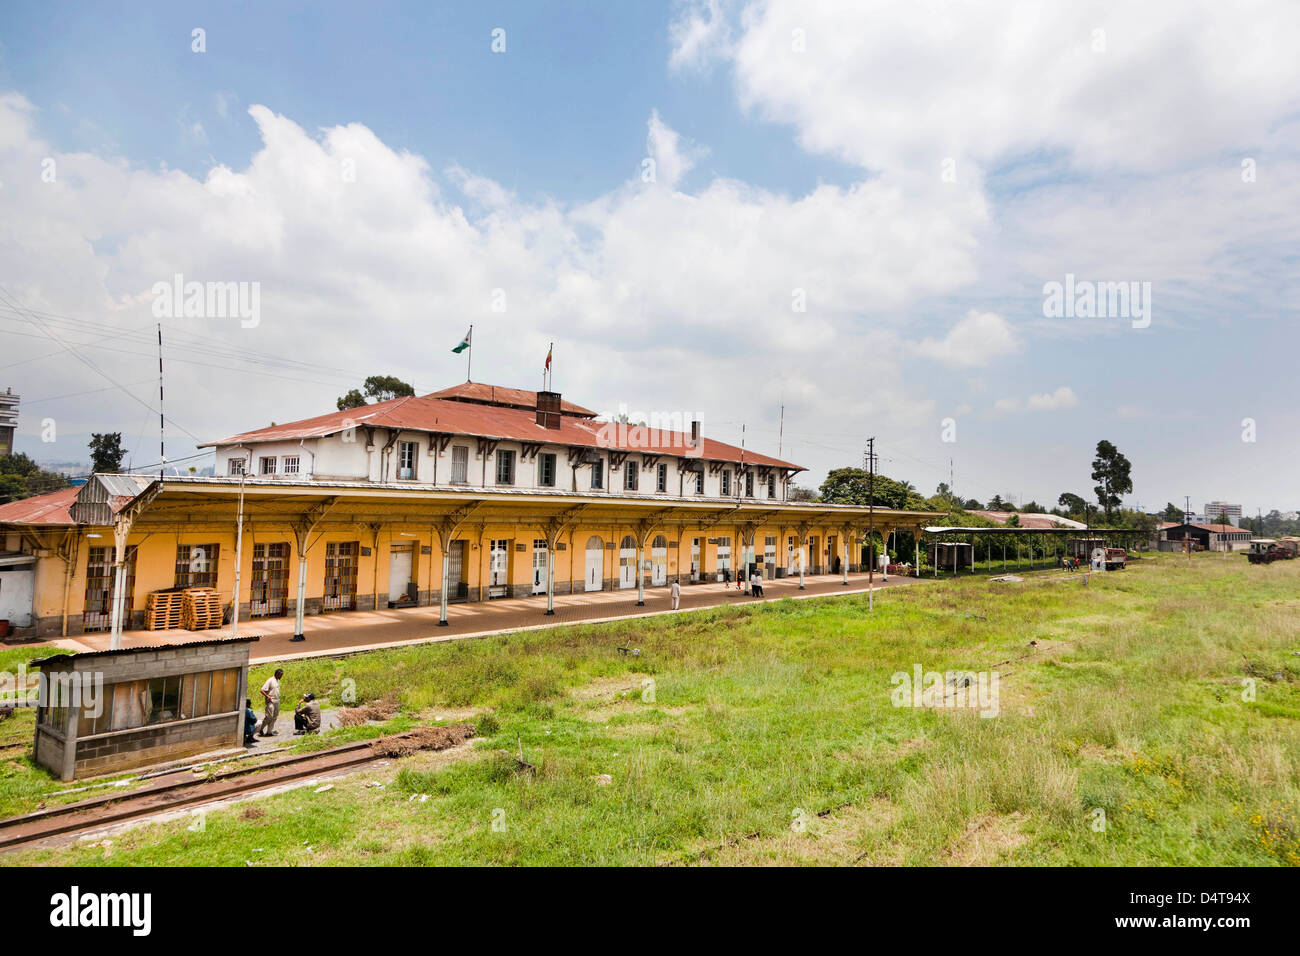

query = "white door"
489;540;510;596
765;538;776;579
388;546;413;602
532;540;547;595
690;538;700;582
585;536;604;592
651;535;667;586
619;535;636;589
717;537;731;582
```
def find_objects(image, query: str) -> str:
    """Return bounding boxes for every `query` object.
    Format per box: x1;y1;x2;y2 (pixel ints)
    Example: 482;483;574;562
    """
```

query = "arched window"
586;536;604;552
620;535;636;550
652;535;667;549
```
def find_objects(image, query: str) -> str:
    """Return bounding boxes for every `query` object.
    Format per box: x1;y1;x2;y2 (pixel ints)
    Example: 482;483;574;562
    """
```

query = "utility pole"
865;438;877;612
1185;494;1193;564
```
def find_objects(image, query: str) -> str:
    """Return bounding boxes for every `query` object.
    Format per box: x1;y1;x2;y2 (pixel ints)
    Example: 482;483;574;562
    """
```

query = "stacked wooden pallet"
181;588;224;630
145;590;185;631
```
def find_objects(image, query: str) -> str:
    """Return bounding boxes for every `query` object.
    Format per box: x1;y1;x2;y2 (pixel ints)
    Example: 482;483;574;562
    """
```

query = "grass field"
4;551;1299;866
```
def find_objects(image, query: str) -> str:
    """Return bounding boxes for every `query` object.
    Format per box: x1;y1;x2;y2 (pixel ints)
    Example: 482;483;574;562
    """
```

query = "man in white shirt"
878;550;889;581
259;668;284;736
670;579;681;610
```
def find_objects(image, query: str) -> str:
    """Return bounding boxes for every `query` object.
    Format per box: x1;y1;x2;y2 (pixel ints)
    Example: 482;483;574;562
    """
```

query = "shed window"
624;460;639;491
76;667;242;737
259;456;277;475
656;463;668;493
539;452;557;487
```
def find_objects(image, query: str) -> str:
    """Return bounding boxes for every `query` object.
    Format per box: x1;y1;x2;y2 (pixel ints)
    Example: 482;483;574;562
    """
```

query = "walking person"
259;668;283;737
670;578;681;611
751;571;763;598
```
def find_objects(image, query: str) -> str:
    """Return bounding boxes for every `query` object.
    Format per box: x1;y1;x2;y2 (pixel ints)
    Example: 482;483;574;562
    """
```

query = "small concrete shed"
31;636;258;781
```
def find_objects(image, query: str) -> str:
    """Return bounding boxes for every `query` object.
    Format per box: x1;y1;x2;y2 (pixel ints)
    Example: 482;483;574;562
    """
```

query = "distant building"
1203;501;1242;526
968;510;1087;530
0;388;17;457
1162;523;1252;552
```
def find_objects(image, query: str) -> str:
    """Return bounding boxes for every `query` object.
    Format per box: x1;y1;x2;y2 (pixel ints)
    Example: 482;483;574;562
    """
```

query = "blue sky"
0;2;854;200
1;1;1297;514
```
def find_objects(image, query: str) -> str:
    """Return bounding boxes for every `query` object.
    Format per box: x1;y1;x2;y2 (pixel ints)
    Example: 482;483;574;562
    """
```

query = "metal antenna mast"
866;437;877;612
157;323;165;478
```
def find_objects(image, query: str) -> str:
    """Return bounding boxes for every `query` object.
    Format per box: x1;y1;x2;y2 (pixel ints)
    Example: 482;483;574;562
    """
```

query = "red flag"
544;343;552;371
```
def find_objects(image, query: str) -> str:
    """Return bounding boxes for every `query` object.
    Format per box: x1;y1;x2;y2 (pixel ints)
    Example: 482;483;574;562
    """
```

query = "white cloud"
1027;386;1079;411
644;110;706;188
916;310;1019;368
0;96;969;479
993;386;1078;414
668;0;735;71
686;0;1300;174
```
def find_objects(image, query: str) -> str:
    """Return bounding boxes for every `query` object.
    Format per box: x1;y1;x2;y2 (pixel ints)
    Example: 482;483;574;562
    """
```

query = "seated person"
243;698;258;746
293;692;322;735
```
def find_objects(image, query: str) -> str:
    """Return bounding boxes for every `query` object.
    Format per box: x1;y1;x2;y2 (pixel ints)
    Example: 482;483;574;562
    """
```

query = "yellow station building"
0;382;940;643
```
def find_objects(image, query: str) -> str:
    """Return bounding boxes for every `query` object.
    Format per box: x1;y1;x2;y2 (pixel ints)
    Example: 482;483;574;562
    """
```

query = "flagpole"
467;324;473;382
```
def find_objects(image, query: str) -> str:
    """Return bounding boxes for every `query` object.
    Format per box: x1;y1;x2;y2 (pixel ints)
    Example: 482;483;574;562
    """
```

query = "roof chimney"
690;419;701;444
536;390;562;430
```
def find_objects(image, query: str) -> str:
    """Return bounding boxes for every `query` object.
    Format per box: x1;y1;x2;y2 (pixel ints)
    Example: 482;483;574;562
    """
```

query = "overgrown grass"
5;553;1299;866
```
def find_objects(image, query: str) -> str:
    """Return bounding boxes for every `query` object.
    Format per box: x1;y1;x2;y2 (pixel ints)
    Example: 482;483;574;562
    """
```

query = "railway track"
0;727;471;853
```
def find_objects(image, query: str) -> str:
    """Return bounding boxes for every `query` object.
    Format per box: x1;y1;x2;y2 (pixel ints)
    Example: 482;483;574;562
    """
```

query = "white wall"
214;426;790;500
0;567;35;626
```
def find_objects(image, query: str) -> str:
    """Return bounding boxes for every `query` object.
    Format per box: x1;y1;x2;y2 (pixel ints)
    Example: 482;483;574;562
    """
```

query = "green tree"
337;375;416;410
89;433;127;473
1058;492;1087;518
819;467;926;509
1090;440;1133;522
1161;502;1184;523
0;453;70;503
788;486;820;502
336;389;366;411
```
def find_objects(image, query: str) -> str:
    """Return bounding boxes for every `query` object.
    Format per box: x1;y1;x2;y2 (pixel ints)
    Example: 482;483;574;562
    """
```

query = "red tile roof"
206;394;803;471
425;382;597;417
0;485;79;526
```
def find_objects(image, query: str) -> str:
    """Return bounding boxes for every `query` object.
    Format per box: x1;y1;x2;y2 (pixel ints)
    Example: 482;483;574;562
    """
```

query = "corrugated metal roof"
204;392;804;471
0;486;79;526
94;474;152;498
31;635;260;668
